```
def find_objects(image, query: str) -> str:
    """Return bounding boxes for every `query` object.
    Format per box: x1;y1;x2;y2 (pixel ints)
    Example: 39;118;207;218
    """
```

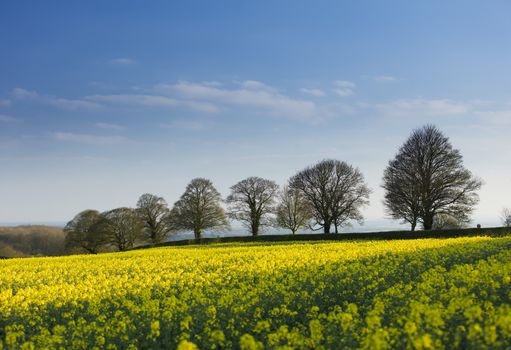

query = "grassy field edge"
134;226;511;249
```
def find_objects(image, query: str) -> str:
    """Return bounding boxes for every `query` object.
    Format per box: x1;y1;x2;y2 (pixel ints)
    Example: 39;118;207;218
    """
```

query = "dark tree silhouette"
290;159;371;234
169;178;230;239
226;177;279;236
100;207;144;251
382;125;482;230
64;210;106;254
275;185;311;234
136;193;172;244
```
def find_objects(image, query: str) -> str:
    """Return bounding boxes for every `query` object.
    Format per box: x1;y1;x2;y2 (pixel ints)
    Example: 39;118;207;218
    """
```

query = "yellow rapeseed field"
0;236;510;349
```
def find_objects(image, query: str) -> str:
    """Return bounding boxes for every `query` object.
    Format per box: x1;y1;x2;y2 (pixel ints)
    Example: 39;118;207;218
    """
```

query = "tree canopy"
64;209;106;254
290;159;370;234
136;193;172;244
275;185;311;234
100;207;144;251
169;178;230;239
226;177;279;236
382;125;482;230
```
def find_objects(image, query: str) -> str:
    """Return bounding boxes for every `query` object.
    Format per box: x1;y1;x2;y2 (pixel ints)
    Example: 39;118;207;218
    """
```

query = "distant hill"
0;225;65;258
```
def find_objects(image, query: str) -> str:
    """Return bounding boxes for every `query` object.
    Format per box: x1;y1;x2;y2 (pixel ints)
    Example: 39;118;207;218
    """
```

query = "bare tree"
290;159;371;234
275;185;311;234
502;208;511;227
136;193;172;244
169;178;230;239
382;125;482;230
226;177;279;236
64;210;106;254
100;207;144;251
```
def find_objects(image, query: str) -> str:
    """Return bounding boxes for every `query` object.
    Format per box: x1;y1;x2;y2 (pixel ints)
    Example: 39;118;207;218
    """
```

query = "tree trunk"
423;215;434;230
411;220;417;232
323;221;331;234
251;223;259;236
194;228;201;240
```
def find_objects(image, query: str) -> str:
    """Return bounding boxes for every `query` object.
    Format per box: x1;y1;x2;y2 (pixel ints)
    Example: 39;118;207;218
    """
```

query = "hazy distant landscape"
0;225;65;257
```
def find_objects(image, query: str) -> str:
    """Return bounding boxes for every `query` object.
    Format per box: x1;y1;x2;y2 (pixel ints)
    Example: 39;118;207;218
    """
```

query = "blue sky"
0;1;510;225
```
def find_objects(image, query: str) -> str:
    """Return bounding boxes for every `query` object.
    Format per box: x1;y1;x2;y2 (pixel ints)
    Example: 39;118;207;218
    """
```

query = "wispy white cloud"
200;81;223;87
376;98;471;117
332;80;355;97
110;57;135;65
86;94;219;113
95;122;124;130
161;120;205;130
46;97;100;110
11;87;217;114
0;115;17;123
53;132;126;145
363;75;398;82
300;88;325;97
158;80;317;120
0;99;11;107
12;88;100;110
87;94;179;107
12;88;39;99
240;80;272;90
9;80;355;123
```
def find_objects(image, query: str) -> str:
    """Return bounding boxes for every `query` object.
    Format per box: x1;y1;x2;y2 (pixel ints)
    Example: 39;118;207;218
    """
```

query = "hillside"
0;225;65;258
1;236;510;349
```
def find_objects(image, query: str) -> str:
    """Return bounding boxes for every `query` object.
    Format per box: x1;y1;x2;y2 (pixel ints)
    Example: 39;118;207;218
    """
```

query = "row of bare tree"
65;125;484;253
65;159;371;253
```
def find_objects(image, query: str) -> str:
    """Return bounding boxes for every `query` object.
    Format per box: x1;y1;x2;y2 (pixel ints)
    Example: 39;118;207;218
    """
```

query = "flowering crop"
0;236;510;349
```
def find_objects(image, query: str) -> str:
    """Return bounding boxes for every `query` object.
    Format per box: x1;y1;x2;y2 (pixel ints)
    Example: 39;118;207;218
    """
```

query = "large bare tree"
275;185;311;234
169;178;230;239
136;193;172;244
382;125;482;230
226;177;279;236
100;207;144;251
64;209;106;254
290;159;371;234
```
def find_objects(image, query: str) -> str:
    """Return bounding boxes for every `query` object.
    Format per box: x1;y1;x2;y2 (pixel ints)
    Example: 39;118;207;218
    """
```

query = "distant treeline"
0;226;65;258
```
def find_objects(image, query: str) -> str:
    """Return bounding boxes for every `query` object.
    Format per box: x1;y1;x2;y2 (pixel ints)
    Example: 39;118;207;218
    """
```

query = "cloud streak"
161;120;205;130
9;81;323;121
53;132;126;145
376;98;471;117
85;94;219;113
159;80;317;120
300;88;325;97
333;80;355;97
12;88;100;110
110;57;135;65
